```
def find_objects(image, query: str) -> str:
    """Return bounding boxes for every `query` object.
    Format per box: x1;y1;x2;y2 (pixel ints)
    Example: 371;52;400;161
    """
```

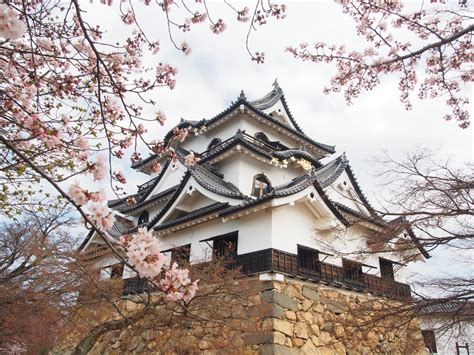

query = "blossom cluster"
0;4;26;40
287;0;472;128
120;228;199;302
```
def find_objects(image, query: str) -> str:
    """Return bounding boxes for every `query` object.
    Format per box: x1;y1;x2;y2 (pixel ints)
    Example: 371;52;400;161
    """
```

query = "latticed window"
252;174;272;197
421;330;437;354
213;232;238;257
138;210;149;225
342;259;363;283
379;258;395;280
171;244;191;265
297;245;320;273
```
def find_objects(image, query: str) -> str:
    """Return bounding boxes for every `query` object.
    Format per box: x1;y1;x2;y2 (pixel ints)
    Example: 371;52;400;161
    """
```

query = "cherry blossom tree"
287;0;473;128
0;0;287;310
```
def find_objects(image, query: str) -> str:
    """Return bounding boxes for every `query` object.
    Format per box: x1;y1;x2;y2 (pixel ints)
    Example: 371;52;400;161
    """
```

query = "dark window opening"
207;138;222;150
255;132;271;144
421;330;437;354
343;259;363;283
379;258;395;280
297;245;320;273
138;210;149;225
171;244;191;265
110;263;124;279
213;232;238;258
252;174;272;197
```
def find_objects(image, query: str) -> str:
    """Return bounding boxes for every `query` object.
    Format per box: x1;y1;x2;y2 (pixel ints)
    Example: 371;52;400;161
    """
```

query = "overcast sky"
80;1;473;283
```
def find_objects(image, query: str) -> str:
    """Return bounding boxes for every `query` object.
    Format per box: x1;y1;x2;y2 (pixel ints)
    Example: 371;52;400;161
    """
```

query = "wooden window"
170;244;191;265
213;232;238;257
379;258;395;280
110;263;124;279
342;259;363;283
421;330;437;354
138;210;149;225
297;245;320;273
252;174;272;197
255;132;270;144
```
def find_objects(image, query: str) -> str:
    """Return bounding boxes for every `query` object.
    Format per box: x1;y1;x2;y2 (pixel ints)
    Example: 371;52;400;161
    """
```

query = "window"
297;245;320;273
207;138;222;150
213;232;238;257
342;259;363;283
100;263;124;280
379;258;395;280
252;174;272;197
110;263;124;279
255;132;270;144
421;330;437;354
171;244;191;265
138;210;149;225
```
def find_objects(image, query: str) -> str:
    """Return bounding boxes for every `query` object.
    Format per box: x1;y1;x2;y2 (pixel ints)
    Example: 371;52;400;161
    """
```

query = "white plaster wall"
260;100;295;129
237;154;301;196
237;209;273;254
421;319;474;355
269;202;408;283
157;209;273;261
148;161;187;195
325;171;370;215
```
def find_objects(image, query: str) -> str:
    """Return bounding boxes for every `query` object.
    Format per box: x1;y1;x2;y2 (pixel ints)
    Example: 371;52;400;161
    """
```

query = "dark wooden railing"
122;248;411;301
236;249;411;301
123;276;149;295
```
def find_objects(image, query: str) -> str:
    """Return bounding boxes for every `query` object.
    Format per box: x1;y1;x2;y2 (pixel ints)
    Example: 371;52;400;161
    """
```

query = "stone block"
243;332;274;345
294;322;309;339
293;338;305;347
259;344;299;355
302;299;313;311
315;346;336;355
273;319;294;337
310;324;320;336
302;286;320;301
285;310;297;321
313;304;325;314
326;301;345;315
319;331;333;345
262;290;298;311
270;304;285;319
313;313;324;326
300;339;318;354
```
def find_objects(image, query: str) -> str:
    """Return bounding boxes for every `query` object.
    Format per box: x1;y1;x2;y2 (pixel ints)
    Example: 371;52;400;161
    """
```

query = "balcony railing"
122;248;411;301
236;248;411;301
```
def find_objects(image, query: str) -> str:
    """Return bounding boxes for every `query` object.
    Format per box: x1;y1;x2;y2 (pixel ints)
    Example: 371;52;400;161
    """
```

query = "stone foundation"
75;276;425;354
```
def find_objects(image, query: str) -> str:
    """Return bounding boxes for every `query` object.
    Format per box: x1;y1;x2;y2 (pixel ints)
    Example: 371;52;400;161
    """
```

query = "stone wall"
80;276;426;354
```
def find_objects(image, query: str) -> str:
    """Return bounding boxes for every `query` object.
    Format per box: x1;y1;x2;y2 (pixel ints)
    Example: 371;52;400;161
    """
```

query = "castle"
78;82;429;353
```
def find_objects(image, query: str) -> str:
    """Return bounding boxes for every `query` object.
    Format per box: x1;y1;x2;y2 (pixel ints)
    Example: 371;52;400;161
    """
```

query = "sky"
79;1;473;284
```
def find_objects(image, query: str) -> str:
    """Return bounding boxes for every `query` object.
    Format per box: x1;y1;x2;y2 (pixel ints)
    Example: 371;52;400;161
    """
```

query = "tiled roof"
332;201;386;227
274;173;318;196
131;86;335;170
419;301;474;316
250;80;306;134
108;215;135;238
115;186;177;214
314;154;349;188
189;164;245;199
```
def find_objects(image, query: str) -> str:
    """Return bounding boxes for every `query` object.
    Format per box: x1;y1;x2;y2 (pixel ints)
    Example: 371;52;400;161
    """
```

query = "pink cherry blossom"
68;183;88;205
0;4;26;40
123;228;166;278
90;155;107;181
